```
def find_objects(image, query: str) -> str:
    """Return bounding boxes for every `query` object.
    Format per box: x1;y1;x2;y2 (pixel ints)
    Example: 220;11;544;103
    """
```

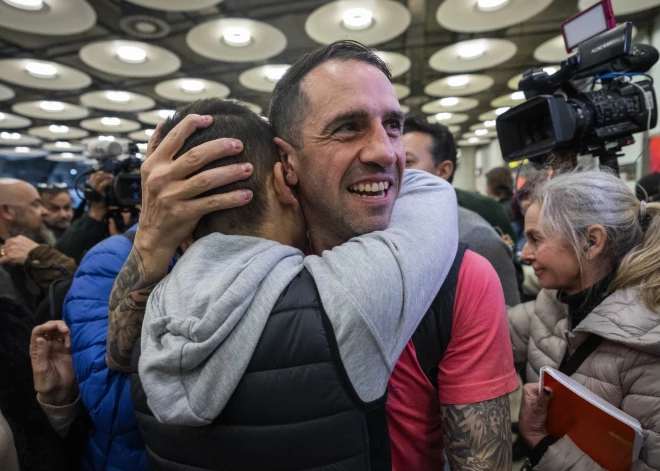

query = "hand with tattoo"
441;395;513;470
106;114;254;371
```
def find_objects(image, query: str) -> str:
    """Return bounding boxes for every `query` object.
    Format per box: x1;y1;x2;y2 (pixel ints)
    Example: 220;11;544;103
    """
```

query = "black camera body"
85;140;142;209
497;22;659;169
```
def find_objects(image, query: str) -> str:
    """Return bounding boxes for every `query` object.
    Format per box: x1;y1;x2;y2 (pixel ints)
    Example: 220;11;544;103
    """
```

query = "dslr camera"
85;139;142;209
497;7;659;171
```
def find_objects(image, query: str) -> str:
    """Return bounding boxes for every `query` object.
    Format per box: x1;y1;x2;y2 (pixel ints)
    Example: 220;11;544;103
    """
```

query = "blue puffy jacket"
63;228;148;471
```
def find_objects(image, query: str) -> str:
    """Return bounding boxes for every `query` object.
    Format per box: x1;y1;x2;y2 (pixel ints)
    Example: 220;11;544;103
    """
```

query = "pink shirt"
387;250;519;470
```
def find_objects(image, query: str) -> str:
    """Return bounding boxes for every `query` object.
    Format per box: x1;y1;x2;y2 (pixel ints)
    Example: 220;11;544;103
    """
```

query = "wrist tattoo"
441;395;512;471
107;246;158;370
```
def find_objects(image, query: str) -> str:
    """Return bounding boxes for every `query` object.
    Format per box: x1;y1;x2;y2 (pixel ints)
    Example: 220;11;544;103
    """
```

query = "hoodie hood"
576;288;660;357
139;233;304;426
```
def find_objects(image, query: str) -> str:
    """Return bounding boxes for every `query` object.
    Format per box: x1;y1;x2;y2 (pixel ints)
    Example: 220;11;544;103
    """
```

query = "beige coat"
508;288;660;470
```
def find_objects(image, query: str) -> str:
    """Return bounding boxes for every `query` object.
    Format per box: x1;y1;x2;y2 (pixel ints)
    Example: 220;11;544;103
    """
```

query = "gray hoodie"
140;170;458;426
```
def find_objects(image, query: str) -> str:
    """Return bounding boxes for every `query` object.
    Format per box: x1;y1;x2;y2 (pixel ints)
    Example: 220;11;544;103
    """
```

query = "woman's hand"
30;321;78;406
519;382;553;448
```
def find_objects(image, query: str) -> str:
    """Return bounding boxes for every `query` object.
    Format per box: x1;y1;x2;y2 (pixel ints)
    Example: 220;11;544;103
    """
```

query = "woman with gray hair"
507;170;660;470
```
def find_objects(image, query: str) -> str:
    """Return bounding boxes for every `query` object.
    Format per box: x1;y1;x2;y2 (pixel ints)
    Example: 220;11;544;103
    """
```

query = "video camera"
497;1;659;172
84;139;142;208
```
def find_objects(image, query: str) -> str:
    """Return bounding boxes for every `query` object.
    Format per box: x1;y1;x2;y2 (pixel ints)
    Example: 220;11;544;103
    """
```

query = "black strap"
411;243;467;389
558;334;604;377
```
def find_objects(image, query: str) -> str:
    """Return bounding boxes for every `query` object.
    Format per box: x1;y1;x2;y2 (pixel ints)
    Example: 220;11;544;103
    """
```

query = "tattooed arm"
106;241;170;372
441;395;513;471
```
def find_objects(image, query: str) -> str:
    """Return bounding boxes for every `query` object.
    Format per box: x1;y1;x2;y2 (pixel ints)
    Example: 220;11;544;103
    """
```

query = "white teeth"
378;182;385;191
359;183;365;192
349;181;389;196
384;181;389;190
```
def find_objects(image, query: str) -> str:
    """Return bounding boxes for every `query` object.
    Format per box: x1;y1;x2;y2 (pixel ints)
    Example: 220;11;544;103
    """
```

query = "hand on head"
30;320;77;406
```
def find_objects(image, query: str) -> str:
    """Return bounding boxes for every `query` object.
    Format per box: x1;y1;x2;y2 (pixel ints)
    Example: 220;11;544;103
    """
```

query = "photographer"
56;171;115;263
507;171;660;470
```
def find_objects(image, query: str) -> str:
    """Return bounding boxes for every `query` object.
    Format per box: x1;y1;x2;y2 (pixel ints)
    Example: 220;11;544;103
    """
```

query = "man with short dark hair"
38;185;74;240
486;166;515;220
404;117;520;306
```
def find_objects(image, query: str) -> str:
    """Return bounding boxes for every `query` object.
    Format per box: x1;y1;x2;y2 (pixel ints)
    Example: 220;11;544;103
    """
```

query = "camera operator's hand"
87;171;114;222
0;235;39;265
30;321;77;406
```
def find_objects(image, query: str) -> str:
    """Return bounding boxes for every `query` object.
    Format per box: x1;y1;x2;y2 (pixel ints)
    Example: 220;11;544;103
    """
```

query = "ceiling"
0;0;658;155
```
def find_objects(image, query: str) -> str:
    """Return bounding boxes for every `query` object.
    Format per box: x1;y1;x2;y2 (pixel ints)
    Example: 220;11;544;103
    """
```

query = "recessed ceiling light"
342;7;374;31
116;45;148;64
1;132;21;139
458;43;486;60
222;27;252;47
468;137;480;143
435;112;452;121
475;129;489;136
496;107;510;115
49;125;69;133
137;142;148;151
3;0;43;11
101;117;121;126
158;109;175;119
15;146;30;153
98;135;115;141
40;101;65;112
106;91;131;103
477;0;510;12
55;141;71;148
264;65;289;82
484;120;496;127
25;61;57;79
447;75;470;88
60;152;74;158
440;97;459;107
0;112;5;121
543;66;557;75
180;79;205;93
511;91;525;100
145;129;155;137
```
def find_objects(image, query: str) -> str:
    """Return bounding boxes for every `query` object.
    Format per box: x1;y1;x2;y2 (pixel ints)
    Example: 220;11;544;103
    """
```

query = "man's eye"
387;120;403;131
336;123;358;133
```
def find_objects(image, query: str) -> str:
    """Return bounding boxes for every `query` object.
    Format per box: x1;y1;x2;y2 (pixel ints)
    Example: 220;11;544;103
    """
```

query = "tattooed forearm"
106;245;160;371
441;395;512;471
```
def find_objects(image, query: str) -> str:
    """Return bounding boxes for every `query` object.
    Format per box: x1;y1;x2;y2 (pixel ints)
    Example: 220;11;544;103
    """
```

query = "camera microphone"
87;139;123;160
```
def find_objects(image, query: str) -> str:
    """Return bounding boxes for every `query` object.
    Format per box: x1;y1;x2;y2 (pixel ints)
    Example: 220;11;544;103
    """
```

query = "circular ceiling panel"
0;58;92;90
43;141;85;153
579;0;660;15
80;90;155;112
306;0;411;46
28;126;88;140
0;147;47;159
128;129;156;142
187;18;287;63
436;0;554;33
0;0;96;36
79;40;181;78
0;132;41;146
429;38;517;73
137;109;176;125
375;51;411;78
426;113;469;125
123;0;223;12
425;74;494;97
155;78;230;102
479;108;510;121
470;122;497;131
507;65;559;90
238;64;291;92
393;84;410;100
400;104;411;114
46;153;86;162
463;130;498;139
0;84;15;101
491;92;527;108
80;118;141;133
81;136;130;147
0;112;32;129
421;97;479;114
457;138;491;147
12;101;89;120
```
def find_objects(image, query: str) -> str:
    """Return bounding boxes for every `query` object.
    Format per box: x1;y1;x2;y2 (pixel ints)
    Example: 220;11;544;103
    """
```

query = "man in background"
403;118;520;306
38;184;74;241
486;166;515;221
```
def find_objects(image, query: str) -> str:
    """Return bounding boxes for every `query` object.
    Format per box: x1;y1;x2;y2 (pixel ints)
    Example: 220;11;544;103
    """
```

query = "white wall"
453;146;476;191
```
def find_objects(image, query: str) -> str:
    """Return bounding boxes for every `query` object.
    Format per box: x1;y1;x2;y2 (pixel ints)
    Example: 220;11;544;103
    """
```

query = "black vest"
132;245;467;471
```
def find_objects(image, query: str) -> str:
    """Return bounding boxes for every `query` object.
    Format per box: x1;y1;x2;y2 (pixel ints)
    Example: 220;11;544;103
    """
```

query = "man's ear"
272;162;300;211
0;204;14;221
274;137;299;186
434;160;454;182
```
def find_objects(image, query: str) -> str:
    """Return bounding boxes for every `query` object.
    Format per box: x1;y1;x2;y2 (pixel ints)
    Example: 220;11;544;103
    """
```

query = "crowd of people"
1;40;659;471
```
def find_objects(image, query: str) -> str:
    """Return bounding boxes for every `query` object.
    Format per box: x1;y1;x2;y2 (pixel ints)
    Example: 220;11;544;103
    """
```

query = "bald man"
0;179;76;311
